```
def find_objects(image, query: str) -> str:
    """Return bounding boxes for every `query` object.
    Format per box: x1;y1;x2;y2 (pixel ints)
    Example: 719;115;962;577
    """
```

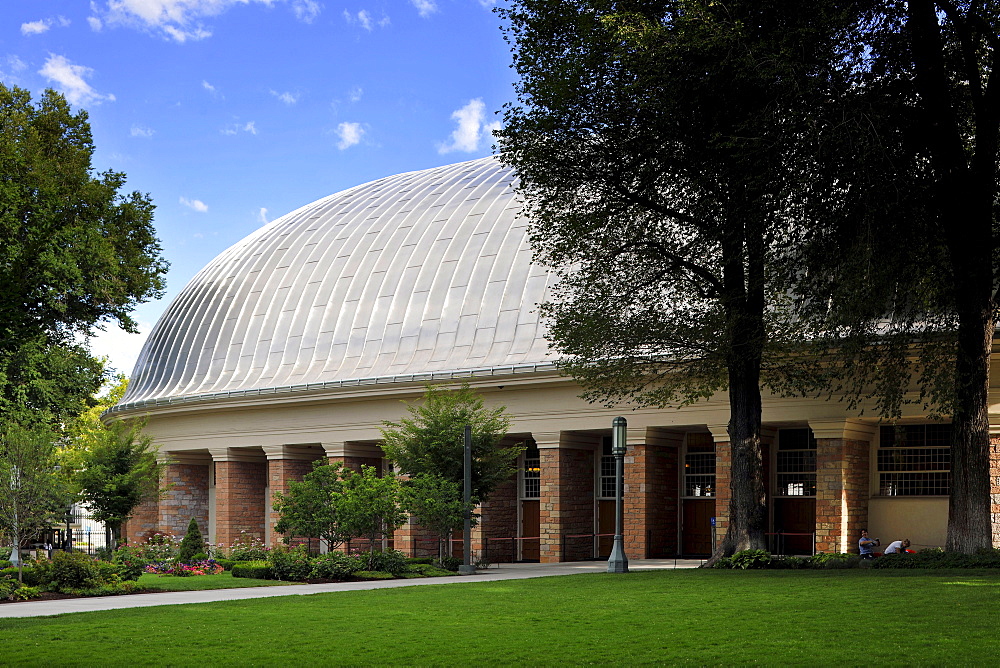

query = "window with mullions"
521;442;540;499
599;437;616;499
774;428;817;497
878;424;951;496
684;433;715;497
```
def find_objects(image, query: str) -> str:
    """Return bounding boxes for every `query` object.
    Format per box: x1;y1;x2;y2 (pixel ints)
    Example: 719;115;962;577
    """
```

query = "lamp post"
607;417;629;573
458;424;476;575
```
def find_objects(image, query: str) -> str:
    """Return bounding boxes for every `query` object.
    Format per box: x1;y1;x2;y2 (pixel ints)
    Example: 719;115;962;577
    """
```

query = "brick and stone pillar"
989;428;1000;549
810;420;874;554
210;448;267;548
537;434;594;563
323;442;384;473
478;476;518;563
708;425;731;547
624;429;681;558
263;445;323;548
156;452;211;540
123;497;160;544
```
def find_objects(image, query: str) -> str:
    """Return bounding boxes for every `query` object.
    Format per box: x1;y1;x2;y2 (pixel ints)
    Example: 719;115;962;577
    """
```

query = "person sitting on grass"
859;530;880;559
883;539;911;555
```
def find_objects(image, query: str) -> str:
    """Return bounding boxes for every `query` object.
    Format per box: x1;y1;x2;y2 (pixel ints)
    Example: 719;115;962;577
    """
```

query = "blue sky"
2;0;516;378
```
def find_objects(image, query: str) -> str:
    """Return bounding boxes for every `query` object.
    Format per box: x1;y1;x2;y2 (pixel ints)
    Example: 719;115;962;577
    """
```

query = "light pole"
458;424;476;575
607;417;629;573
8;465;20;568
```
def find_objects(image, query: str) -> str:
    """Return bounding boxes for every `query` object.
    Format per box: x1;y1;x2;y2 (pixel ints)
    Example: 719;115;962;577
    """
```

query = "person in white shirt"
883;539;911;554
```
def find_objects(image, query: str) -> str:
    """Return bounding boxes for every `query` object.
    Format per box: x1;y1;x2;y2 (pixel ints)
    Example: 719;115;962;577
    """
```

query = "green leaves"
379;384;522;504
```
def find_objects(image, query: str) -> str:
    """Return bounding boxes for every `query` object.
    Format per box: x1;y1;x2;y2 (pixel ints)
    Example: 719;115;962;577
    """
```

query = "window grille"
878;425;951;496
522;443;540;499
774;429;817;497
684;433;715;497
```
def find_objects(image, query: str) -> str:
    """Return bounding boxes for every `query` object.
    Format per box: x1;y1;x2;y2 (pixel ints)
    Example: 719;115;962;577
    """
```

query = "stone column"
810;420;875;554
478;475;518;563
323;442;384;473
624;429;681;558
537;433;595;563
156;452;211;540
263;445;323;548
707;425;730;547
210;447;267;548
990;427;1000;549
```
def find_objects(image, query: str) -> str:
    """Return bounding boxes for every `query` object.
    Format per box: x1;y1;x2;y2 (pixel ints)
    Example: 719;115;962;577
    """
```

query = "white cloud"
39;55;115;107
88;16;104;30
292;0;321;23
270;89;299;105
88;321;153;376
343;8;388;30
0;56;27;86
335;122;364;150
21;20;51;36
221;120;257;135
58;16;72;27
348;86;363;103
96;0;319;41
258;207;269;224
130;124;155;137
411;0;437;17
180;196;208;212
438;98;498;154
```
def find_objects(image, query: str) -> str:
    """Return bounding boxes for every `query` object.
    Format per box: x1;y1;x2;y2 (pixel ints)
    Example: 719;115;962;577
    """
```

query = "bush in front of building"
351;570;395;580
221;532;271;561
872;548;1000;569
231;561;274;580
808;552;860;569
309;552;365;580
215;558;237;571
0;577;40;601
177;517;207;563
268;545;314;581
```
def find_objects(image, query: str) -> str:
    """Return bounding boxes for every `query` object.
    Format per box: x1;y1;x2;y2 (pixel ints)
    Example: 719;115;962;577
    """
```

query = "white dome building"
113;156;962;561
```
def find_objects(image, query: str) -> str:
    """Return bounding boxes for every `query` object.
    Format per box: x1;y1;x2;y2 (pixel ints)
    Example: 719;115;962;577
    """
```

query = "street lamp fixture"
607;417;629;573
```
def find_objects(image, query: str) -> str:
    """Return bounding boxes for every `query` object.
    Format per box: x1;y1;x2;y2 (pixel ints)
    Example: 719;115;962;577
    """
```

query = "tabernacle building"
110;156;1000;560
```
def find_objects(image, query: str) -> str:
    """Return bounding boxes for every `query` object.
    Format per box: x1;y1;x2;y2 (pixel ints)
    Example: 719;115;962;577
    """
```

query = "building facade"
109;157;1000;560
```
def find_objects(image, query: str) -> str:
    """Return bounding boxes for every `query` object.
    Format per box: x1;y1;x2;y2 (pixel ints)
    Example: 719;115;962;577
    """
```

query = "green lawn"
136;572;291;591
3;569;999;666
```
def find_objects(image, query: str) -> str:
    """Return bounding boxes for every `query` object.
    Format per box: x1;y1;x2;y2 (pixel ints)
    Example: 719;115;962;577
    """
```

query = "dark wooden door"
682;499;715;556
598;500;615;558
520;500;540;561
772;498;816;555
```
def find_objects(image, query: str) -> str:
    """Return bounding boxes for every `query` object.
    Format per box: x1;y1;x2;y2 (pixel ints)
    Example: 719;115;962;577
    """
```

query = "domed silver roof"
119;156;555;408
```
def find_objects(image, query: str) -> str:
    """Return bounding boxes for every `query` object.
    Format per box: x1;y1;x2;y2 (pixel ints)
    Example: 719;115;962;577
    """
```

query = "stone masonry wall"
124;498;160;544
713;441;732;546
815;438;870;553
214;460;267;547
157;463;210;539
624;444;679;558
539;448;594;563
267;458;317;547
478;476;518;563
991;436;1000;549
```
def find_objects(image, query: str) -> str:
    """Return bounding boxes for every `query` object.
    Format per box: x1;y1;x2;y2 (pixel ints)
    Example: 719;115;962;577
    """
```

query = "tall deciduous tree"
0;420;68;582
338;465;406;568
74;419;166;549
273;461;349;551
498;0;865;561
401;473;475;564
802;3;1000;552
380;384;521;505
0;85;167;423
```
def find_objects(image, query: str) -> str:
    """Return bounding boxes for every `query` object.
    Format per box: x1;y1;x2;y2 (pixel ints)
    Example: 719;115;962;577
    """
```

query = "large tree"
498;0;864;560
0;85;167;422
379;384;521;506
791;3;1000;552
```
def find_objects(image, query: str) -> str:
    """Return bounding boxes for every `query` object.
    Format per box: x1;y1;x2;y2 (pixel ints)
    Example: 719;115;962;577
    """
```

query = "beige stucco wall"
867;497;949;550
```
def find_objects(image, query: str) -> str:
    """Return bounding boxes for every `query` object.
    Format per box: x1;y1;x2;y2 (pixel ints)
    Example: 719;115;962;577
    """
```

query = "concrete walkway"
0;558;704;619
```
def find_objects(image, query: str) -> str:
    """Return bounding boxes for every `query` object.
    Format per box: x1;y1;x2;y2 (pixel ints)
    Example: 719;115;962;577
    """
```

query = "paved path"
0;558;704;619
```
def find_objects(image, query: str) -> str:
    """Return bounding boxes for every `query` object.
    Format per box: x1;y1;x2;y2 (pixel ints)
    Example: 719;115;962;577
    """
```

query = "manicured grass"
3;569;1000;666
136;572;291;591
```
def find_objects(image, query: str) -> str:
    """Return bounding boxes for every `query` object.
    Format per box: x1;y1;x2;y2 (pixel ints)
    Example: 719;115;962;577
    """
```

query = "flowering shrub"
145;559;224;577
222;532;271;561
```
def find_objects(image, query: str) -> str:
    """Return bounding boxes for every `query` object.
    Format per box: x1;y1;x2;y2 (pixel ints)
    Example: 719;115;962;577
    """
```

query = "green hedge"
873;549;1000;569
231;561;274;580
351;571;395;580
216;559;237;571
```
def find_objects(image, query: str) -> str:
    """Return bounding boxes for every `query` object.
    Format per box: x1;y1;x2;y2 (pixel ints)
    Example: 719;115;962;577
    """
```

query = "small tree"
338;465;406;570
380;384;522;505
177;517;206;563
273;461;349;551
0;419;68;582
74;419;167;550
401;474;475;565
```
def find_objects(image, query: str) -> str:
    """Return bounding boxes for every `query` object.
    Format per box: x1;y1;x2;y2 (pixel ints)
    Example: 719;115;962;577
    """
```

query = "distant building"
110;157;984;560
